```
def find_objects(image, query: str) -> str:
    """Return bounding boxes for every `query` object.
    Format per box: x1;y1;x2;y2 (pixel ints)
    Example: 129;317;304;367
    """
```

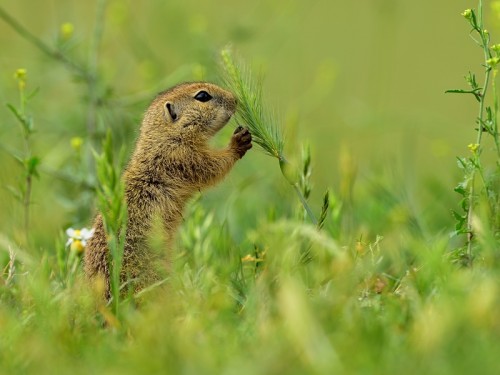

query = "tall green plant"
446;1;500;265
5;69;40;243
0;2;112;227
93;130;128;317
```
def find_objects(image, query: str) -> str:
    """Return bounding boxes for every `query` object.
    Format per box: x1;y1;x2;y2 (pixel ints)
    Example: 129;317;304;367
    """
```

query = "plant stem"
280;156;317;225
493;71;500;157
24;174;32;242
292;183;317;226
466;0;491;265
23;134;32;243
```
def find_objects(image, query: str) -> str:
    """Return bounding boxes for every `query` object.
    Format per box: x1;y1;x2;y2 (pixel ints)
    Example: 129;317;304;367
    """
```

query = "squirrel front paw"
230;126;252;159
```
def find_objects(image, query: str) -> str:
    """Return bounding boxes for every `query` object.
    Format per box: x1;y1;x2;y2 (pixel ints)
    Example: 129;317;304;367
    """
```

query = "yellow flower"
60;22;74;40
14;68;26;80
70;240;85;253
487;57;500;67
468;143;480;153
14;68;27;90
66;227;94;254
71;137;83;152
461;9;472;20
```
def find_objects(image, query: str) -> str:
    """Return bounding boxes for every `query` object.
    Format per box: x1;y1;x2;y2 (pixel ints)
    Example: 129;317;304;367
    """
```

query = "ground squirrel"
84;82;252;296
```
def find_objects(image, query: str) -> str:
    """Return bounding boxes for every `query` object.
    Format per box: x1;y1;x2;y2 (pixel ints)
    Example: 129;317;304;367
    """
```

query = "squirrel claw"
231;126;252;158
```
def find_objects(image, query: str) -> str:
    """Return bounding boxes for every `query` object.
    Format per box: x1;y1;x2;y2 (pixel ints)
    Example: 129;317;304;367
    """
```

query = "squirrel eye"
194;90;212;102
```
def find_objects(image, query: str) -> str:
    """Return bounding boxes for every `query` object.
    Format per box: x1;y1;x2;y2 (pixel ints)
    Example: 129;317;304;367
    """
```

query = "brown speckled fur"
84;82;252;297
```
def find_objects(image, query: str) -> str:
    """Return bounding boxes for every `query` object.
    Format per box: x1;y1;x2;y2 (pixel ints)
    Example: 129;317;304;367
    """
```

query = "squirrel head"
140;82;237;145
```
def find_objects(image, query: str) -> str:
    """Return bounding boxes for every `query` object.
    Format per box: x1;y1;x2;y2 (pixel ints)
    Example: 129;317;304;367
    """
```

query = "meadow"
0;1;499;374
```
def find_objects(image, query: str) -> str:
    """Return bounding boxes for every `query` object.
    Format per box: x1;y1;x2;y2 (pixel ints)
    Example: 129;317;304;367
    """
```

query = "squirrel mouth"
210;112;233;134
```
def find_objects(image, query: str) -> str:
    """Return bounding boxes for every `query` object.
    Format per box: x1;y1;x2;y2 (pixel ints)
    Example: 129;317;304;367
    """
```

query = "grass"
0;1;499;375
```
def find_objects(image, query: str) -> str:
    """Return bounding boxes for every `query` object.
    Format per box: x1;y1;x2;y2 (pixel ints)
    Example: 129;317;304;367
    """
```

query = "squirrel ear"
165;102;178;122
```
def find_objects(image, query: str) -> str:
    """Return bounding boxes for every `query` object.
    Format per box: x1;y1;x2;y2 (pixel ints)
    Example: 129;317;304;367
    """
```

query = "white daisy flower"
66;227;94;254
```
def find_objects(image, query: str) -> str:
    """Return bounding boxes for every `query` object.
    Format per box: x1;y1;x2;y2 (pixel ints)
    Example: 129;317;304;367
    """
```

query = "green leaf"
465;72;478;89
454;182;467;195
6;103;25;124
460;198;468;211
456;157;467;169
12;154;25;166
26;87;40;101
478;118;493;134
486;106;493;121
469;10;478;31
25;115;34;133
445;89;481;102
317;190;330;230
25;156;41;178
451;210;465;222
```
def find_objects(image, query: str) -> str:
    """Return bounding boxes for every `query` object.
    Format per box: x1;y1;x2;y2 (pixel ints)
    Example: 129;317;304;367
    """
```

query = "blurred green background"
0;0;489;244
2;2;500;375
